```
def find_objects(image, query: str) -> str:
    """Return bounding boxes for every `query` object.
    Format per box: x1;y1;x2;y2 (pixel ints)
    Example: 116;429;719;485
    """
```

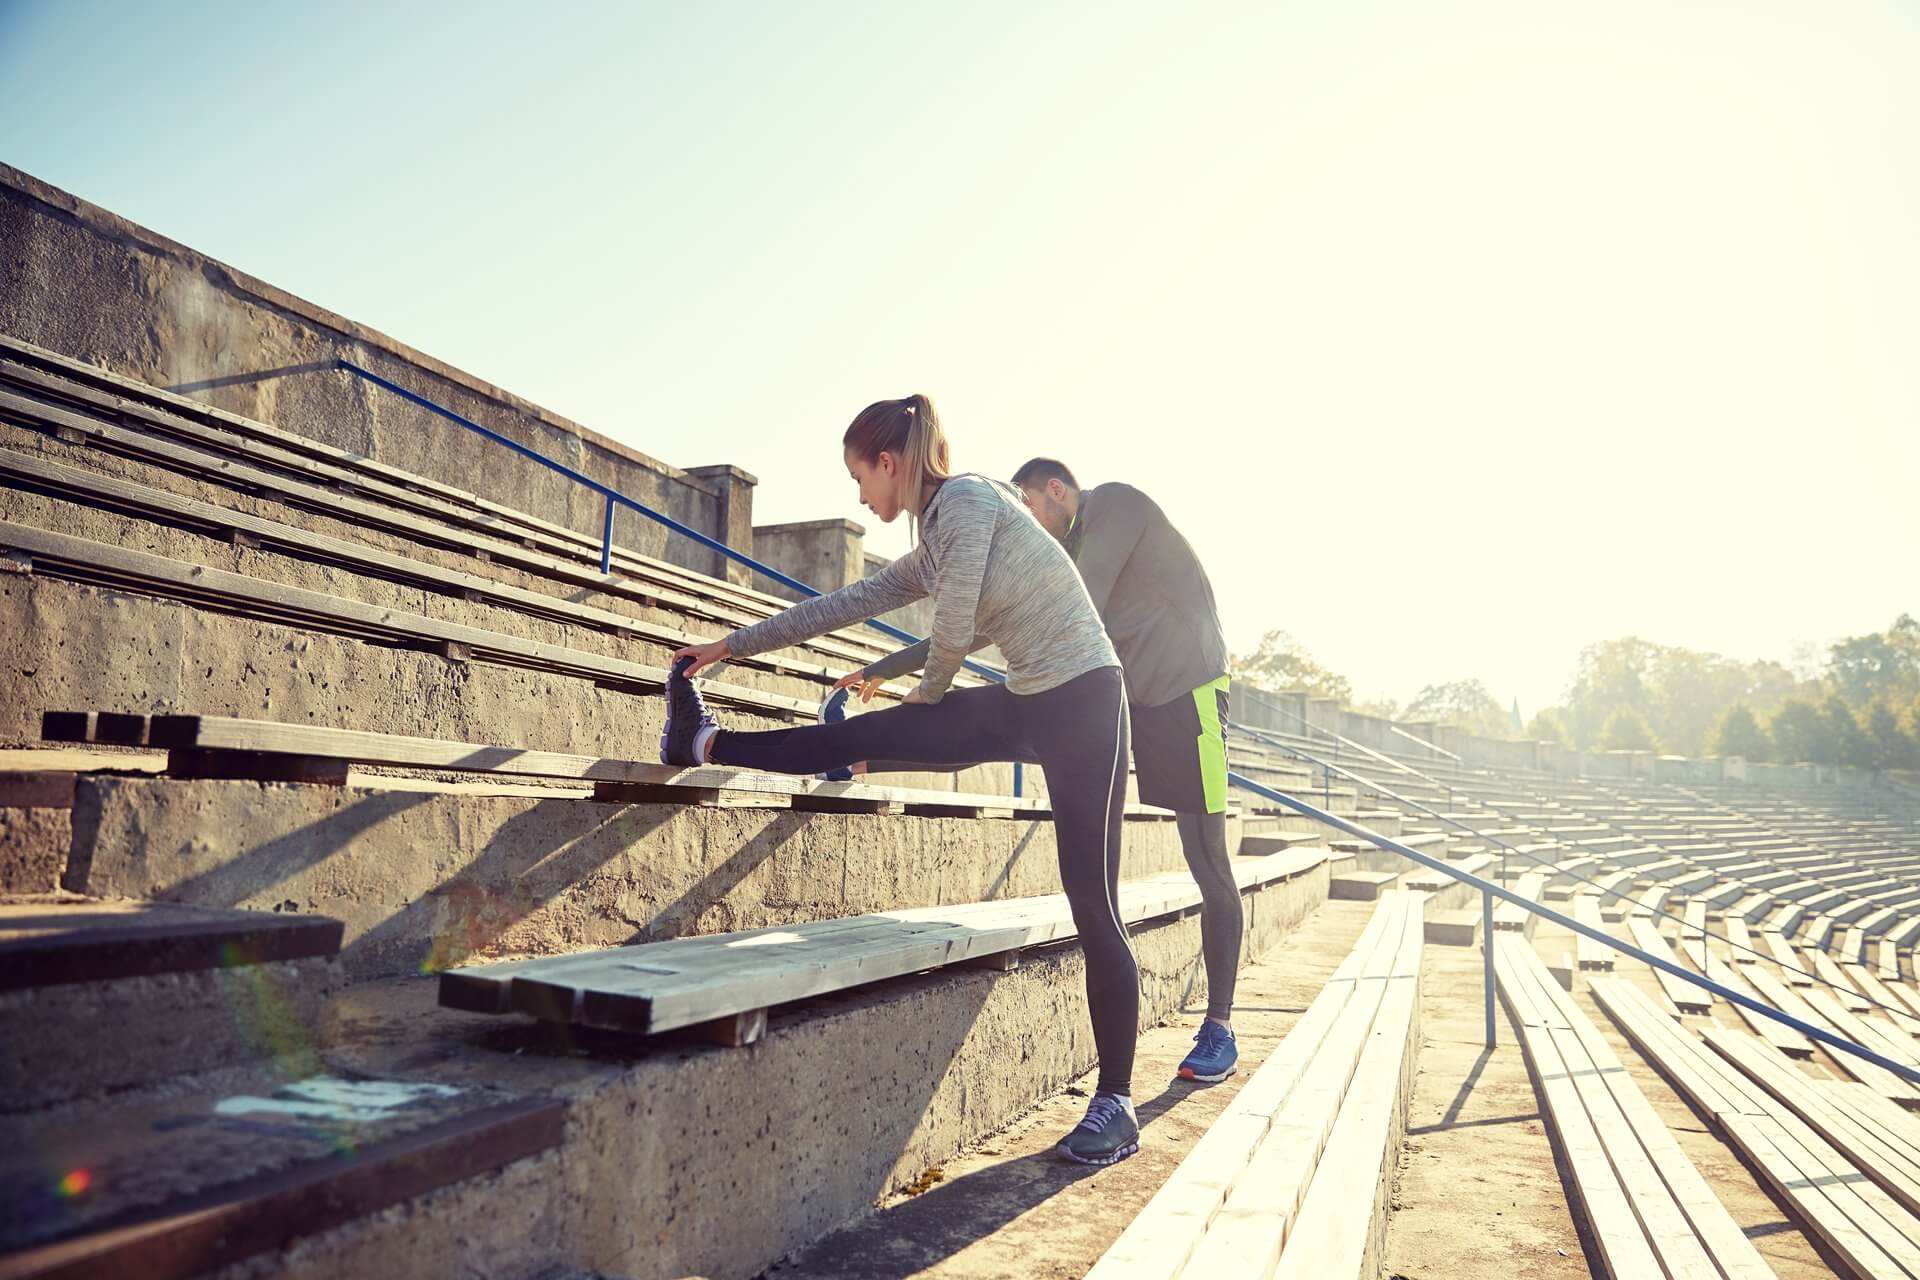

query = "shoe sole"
1178;1064;1237;1083
1055;1138;1140;1166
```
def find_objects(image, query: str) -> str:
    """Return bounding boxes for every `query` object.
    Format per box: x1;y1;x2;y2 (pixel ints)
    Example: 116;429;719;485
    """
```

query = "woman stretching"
663;394;1142;1166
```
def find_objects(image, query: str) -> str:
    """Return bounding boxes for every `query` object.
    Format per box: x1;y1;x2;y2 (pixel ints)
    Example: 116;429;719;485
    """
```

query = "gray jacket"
866;480;1227;708
725;474;1117;704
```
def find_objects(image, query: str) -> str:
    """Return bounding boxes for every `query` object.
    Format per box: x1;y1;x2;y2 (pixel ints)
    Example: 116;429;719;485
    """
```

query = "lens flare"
56;1169;91;1198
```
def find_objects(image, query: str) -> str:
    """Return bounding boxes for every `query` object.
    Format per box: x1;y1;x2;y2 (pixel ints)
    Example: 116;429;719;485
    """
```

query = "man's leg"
1176;810;1242;1022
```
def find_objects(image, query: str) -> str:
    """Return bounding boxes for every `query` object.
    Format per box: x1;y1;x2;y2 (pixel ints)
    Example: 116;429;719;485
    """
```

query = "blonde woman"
664;395;1143;1165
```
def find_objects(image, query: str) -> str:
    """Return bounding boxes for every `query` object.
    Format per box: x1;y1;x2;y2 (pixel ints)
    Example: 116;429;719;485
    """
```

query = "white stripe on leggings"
1098;682;1136;960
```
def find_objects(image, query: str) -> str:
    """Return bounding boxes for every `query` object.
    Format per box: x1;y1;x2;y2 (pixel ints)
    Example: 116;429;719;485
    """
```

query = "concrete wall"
0;163;758;585
752;517;866;603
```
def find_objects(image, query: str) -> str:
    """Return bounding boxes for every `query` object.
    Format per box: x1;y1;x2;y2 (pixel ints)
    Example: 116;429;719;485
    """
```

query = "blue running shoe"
818;687;853;782
1178;1021;1238;1083
660;656;718;766
1056;1092;1140;1165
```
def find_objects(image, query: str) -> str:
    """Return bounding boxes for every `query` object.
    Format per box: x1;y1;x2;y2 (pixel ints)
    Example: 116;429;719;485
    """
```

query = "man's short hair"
1012;457;1078;491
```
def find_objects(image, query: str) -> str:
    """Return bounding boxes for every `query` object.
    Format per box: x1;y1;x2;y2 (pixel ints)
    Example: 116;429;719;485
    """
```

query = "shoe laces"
1075;1094;1127;1134
1194;1021;1233;1053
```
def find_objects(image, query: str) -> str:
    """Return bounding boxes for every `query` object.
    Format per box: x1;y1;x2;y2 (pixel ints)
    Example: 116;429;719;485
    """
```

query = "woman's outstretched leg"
662;658;1022;775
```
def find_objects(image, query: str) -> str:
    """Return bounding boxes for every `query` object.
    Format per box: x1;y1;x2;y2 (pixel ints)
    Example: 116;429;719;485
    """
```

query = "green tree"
1824;694;1875;769
1707;703;1769;760
1527;708;1570;746
1232;630;1352;702
1600;706;1659;751
1769;699;1832;764
1827;615;1920;707
1560;637;1811;754
1563;638;1660;749
1864;700;1916;770
1404;678;1513;739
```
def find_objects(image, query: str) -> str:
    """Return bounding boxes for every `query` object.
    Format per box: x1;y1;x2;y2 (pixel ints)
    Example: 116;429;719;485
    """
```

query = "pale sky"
3;0;1914;715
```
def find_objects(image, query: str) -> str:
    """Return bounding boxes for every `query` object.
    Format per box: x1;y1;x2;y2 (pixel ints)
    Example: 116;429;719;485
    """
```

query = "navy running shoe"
818;687;853;782
660;656;718;766
1056;1092;1140;1165
1177;1021;1238;1083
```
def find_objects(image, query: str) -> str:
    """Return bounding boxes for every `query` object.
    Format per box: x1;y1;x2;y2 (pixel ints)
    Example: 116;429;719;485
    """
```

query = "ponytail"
843;394;953;529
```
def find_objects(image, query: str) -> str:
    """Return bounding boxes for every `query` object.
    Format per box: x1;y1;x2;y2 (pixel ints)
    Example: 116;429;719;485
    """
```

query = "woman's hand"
670;637;732;677
832;668;887;703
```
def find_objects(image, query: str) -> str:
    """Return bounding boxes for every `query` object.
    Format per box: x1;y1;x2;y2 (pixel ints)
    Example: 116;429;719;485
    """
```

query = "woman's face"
848;448;903;523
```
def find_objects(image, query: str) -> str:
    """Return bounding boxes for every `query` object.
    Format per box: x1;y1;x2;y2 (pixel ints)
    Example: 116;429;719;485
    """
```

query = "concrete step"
50;773;1198;983
0;1057;564;1279
1330;869;1402;901
1424;909;1482;947
1;896;344;1112
23;858;1333;1280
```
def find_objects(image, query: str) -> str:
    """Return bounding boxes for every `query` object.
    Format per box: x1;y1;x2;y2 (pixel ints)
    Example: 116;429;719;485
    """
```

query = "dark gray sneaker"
1056;1092;1140;1165
660;656;718;766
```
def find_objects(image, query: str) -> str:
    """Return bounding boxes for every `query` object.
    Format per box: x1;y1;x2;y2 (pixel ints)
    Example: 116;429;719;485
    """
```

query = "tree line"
1233;615;1920;769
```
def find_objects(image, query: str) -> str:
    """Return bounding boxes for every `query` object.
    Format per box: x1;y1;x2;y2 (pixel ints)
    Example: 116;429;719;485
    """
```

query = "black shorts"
1130;676;1230;815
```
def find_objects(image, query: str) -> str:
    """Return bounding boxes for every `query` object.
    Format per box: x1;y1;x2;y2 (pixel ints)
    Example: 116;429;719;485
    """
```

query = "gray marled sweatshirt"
724;474;1117;704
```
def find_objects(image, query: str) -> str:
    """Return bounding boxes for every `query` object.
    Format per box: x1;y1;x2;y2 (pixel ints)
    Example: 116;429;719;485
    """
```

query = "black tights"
709;666;1139;1097
1176;811;1241;1020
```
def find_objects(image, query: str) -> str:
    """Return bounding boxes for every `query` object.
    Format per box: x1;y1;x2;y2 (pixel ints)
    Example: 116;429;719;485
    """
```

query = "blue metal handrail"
1390;723;1461;761
335;359;1005;682
1226;766;1920;1083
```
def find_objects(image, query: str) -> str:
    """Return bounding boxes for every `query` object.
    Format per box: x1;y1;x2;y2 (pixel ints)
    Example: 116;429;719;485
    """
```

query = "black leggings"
1176;811;1241;1020
710;666;1139;1097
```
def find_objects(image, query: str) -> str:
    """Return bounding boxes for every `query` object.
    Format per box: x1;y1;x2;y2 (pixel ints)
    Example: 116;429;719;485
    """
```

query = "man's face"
1018;480;1073;540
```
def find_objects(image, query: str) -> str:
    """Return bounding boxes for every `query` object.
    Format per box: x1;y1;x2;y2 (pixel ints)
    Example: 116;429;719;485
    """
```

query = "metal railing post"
600;495;615;575
1483;886;1496;1048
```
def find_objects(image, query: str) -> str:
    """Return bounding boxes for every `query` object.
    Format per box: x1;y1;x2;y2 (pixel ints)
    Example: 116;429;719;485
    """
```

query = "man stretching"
844;458;1241;1082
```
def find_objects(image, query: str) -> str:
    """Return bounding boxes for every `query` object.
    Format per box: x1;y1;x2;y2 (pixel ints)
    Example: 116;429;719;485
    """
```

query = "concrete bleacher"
0;337;1365;1279
8;218;1920;1275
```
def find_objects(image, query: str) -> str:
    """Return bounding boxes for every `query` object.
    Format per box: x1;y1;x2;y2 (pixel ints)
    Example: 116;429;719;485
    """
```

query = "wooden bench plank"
1524;958;1774;1280
1628;916;1713;1015
0;900;343;990
1720;1112;1915;1280
1707;1027;1920;1220
448;850;1329;1034
1269;905;1423;1279
1181;896;1420;1277
45;712;1046;814
1088;895;1416;1279
1683;939;1814;1059
1601;949;1920;1228
1494;943;1669;1277
1575;895;1614;971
